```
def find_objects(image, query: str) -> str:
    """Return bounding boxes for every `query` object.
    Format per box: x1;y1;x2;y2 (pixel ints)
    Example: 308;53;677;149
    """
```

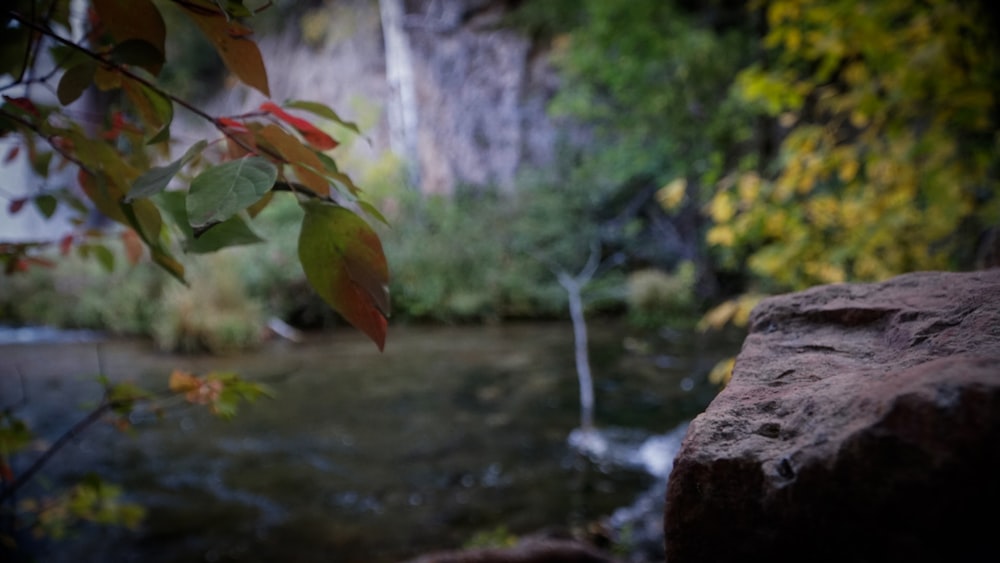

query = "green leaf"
187;215;264;253
109;39;165;75
157;190;264;253
31;151;52;178
186;156;277;228
34;194;58;218
57;61;97;105
93;0;166;75
123;77;173;144
285;100;362;135
298;201;389;350
92;244;115;272
357;200;389;226
223;0;253;18
126;140;206;202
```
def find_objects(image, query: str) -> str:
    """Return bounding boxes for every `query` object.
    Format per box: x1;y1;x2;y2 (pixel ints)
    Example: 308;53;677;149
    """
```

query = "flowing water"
0;322;741;562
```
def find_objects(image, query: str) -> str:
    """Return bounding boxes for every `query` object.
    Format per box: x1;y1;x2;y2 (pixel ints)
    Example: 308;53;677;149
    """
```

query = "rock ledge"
665;270;1000;562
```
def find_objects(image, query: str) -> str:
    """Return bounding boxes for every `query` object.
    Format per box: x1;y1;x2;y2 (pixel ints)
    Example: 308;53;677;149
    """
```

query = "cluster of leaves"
0;0;389;349
1;365;270;546
706;0;1000;289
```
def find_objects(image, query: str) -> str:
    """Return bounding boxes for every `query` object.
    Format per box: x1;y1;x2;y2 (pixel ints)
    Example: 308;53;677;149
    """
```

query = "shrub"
625;262;697;328
0;242;164;335
151;253;265;354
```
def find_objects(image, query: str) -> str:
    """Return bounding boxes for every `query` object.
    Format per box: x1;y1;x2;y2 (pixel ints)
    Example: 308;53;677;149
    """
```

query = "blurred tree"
547;0;757;294
707;0;1000;290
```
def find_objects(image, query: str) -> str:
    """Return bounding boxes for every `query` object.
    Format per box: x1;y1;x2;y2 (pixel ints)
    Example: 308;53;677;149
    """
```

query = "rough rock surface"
665;270;1000;562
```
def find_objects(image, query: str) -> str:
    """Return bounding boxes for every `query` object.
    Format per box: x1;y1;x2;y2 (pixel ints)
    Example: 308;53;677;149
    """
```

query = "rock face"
218;0;562;196
665;270;1000;562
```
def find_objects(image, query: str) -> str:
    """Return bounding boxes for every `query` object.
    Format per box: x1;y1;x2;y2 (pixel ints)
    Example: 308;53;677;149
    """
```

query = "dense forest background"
2;0;998;351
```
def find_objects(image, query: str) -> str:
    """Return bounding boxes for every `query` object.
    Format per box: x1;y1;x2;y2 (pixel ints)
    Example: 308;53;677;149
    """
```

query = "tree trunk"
558;273;594;431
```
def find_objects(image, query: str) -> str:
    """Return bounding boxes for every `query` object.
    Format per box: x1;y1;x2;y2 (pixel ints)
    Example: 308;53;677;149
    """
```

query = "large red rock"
665;270;1000;562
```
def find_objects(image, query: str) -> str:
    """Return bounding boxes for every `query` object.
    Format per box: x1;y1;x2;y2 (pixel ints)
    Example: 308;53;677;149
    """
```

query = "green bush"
383;190;567;323
0;242;164;335
151;253;265;354
625;262;698;328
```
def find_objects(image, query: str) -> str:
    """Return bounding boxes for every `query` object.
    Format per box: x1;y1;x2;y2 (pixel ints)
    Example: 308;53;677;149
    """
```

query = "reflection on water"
0;322;740;562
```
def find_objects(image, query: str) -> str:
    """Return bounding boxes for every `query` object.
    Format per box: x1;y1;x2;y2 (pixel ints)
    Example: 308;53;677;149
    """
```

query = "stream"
0;322;741;562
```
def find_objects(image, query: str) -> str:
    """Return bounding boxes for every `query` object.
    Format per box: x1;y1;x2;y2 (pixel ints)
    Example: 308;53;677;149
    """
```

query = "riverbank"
1;323;740;562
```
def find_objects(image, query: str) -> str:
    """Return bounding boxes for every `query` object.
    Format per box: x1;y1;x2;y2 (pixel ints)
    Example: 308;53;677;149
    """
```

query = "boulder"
665;270;1000;562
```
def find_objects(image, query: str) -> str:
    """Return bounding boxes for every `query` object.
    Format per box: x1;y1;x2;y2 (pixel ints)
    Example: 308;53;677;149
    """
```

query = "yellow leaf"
708;193;736;222
737;172;761;204
657;178;687;211
707;225;735;247
93;65;122;91
708;357;736;386
838;157;859;183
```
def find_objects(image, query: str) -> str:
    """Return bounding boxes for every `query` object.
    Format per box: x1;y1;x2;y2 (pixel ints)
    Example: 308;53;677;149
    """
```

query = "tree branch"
6;12;278;169
0;399;117;504
0;107;95;174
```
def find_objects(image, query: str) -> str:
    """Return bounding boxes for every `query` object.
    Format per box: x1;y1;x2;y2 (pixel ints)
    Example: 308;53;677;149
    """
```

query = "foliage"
625;263;698;329
0;0;388;350
384;189;565;322
0;241;164;334
463;525;519;550
151;252;265;354
1;0;386;551
1;364;270;547
707;0;1000;290
549;0;756;211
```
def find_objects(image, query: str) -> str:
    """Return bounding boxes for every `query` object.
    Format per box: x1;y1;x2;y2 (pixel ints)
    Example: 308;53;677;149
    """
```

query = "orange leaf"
121;229;143;264
225;130;258;160
168;370;199;393
182;8;269;97
256;124;330;196
259;102;338;150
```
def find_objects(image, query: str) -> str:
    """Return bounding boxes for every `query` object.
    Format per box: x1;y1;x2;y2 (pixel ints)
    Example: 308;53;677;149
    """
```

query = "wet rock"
665;270;1000;562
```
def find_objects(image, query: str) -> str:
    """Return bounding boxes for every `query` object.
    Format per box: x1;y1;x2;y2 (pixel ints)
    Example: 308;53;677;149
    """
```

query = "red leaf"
4;146;19;163
3;96;40;117
59;234;74;256
102;111;139;140
8;199;27;214
217;117;249;132
259;102;338;151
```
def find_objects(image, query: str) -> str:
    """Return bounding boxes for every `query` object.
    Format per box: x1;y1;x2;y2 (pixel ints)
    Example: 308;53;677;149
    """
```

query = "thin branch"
4;9;344;205
0;107;94;174
0;400;116;504
5;11;288;167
